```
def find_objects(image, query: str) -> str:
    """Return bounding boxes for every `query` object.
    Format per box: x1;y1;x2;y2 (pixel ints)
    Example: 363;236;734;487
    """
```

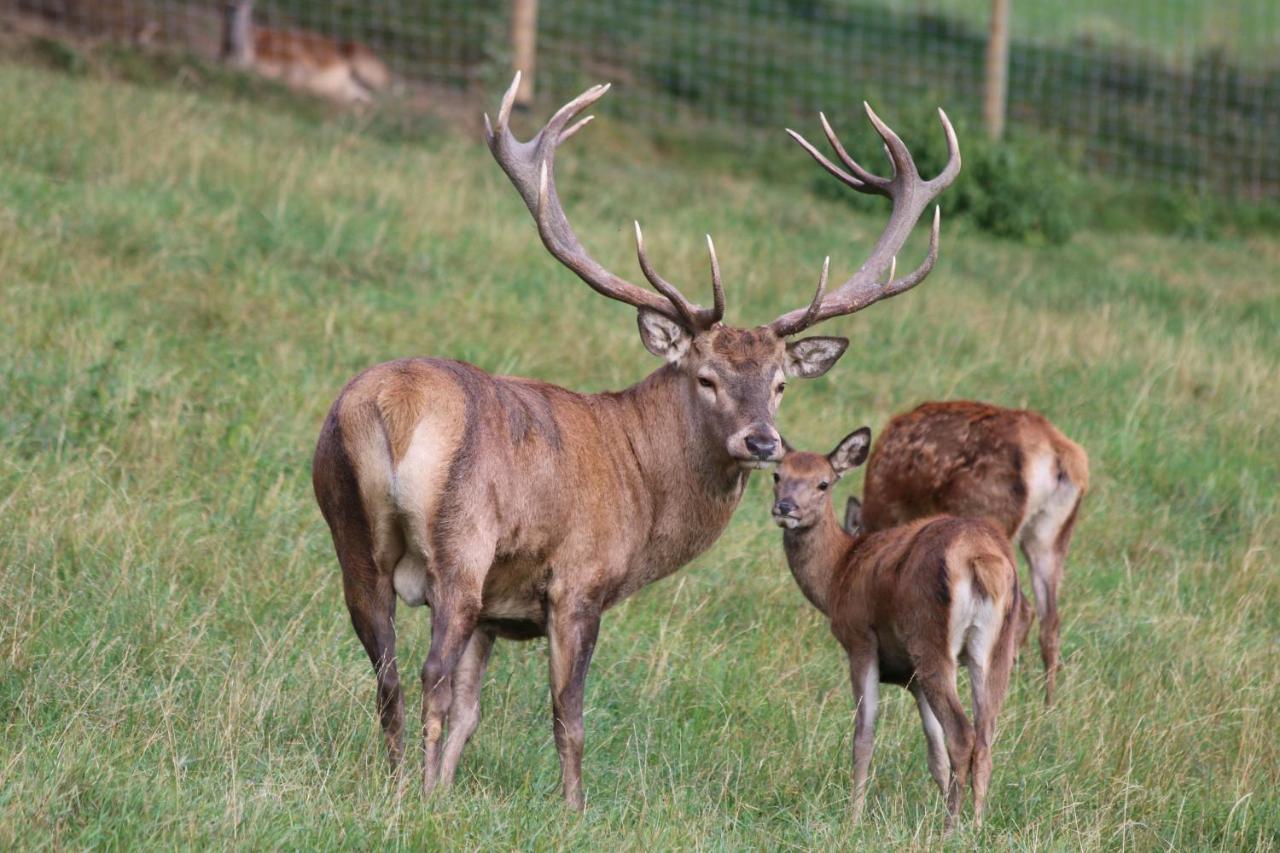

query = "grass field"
1;62;1278;849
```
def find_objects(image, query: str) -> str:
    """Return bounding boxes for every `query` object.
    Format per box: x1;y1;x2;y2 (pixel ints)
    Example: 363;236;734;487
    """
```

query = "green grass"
902;0;1279;62
1;62;1278;849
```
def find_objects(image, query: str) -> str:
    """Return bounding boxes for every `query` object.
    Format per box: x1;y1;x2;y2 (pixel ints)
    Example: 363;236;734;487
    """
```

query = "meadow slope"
1;64;1277;848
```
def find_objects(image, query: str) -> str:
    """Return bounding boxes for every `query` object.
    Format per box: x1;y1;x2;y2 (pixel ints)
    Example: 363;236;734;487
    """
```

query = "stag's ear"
828;426;871;475
637;308;692;362
785;336;849;378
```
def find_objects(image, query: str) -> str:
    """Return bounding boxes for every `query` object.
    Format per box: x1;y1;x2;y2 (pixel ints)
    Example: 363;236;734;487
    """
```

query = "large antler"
769;104;961;337
485;73;724;330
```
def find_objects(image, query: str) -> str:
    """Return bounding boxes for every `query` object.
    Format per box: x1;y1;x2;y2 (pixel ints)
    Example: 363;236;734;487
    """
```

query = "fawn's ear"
784;336;848;378
844;496;863;533
828;426;871;476
637;308;692;362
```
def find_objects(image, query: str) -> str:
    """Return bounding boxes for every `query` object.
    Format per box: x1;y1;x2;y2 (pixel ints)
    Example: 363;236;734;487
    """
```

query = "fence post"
512;0;538;107
983;0;1010;141
221;1;255;66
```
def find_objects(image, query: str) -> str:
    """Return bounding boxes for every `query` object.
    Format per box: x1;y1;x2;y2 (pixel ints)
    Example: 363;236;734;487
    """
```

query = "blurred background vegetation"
8;0;1280;243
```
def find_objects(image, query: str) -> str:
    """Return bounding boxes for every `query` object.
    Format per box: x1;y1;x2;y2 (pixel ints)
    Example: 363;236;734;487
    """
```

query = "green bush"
949;134;1081;244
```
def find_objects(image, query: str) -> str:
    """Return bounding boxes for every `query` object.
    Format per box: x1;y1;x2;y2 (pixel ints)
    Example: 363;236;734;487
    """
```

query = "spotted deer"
772;428;1022;830
844;401;1088;703
311;74;960;808
222;0;390;104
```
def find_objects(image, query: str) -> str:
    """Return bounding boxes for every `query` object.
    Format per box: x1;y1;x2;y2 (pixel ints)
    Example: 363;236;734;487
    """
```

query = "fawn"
845;401;1088;703
773;428;1023;828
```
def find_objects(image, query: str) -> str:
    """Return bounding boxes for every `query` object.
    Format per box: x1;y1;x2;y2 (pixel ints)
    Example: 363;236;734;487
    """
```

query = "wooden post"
983;0;1010;141
511;0;538;108
222;0;254;66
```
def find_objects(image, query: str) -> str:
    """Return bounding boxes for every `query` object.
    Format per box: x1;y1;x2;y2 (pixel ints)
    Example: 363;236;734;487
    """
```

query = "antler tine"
878;206;940;299
863;101;919;181
819;112;885;192
706;234;725;323
800;256;830;333
770;106;960;337
634;221;699;328
487;75;724;329
930;108;962;189
785;127;864;190
497;70;521;132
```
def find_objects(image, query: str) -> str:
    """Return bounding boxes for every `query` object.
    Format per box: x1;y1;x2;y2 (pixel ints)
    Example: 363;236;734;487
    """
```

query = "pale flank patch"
948;577;998;662
388;419;455;607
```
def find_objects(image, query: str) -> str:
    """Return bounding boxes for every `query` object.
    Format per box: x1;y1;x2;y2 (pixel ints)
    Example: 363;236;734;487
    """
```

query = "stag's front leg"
547;598;602;811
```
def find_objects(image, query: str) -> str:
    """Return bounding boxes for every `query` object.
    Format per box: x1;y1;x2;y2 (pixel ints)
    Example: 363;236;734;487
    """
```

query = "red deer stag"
844;401;1088;703
312;74;960;808
773;428;1022;829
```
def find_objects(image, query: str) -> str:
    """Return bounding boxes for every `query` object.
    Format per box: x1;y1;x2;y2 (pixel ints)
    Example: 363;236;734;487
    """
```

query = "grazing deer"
222;0;390;104
311;74;960;808
773;428;1022;829
844;401;1088;704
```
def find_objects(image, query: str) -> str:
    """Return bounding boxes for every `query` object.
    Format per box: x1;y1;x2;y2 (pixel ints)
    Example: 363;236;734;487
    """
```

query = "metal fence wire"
9;0;1280;197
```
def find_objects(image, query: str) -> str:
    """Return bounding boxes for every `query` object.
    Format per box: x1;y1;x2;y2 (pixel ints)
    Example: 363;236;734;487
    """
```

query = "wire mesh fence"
7;0;1279;196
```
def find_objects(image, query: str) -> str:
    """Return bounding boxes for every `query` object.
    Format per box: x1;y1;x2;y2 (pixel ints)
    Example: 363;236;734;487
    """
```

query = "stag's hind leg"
436;628;496;788
421;586;483;794
316;413;407;769
345;575;404;768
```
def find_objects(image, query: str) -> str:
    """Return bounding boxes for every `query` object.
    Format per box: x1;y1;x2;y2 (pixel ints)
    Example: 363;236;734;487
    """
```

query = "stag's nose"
745;434;779;460
773;498;796;516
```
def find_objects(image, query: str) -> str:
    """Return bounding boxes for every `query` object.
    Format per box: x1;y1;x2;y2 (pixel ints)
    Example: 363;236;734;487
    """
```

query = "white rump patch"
950;578;998;665
387;419;454;607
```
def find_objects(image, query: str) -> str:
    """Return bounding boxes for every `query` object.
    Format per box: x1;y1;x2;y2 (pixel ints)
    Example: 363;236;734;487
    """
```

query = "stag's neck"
604;364;747;499
782;502;852;618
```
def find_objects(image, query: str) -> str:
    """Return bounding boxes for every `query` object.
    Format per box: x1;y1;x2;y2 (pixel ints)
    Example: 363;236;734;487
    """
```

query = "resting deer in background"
222;0;390;104
844;401;1088;703
312;74;960;807
772;428;1022;830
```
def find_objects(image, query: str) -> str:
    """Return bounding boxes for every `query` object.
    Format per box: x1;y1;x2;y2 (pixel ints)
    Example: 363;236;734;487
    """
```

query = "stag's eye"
772;472;780;484
775;382;787;394
697;376;716;390
818;481;829;491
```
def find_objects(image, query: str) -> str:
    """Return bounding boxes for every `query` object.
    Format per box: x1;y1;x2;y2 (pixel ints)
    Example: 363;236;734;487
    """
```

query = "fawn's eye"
697;377;716;389
818;481;829;491
775;382;787;394
772;472;780;483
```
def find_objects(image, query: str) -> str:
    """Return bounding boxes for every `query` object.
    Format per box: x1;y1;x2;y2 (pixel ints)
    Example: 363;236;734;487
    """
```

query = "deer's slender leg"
547;601;601;811
437;628;496;788
967;600;1020;824
421;592;481;794
1021;536;1064;704
914;666;974;832
345;572;404;769
848;652;880;824
910;681;950;800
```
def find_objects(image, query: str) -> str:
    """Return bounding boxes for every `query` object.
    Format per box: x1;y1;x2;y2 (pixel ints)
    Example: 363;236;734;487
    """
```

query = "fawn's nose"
773;498;796;516
745;434;779;460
